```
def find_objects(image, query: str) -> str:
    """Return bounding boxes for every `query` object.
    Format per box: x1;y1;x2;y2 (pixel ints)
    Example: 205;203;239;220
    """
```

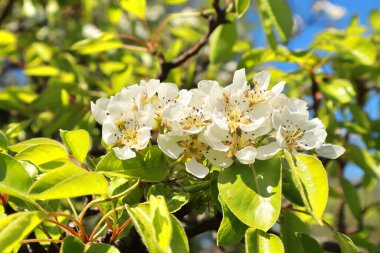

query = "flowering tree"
0;0;380;253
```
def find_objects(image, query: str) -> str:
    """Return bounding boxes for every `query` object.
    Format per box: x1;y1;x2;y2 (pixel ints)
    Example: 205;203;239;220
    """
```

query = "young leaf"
120;0;146;20
0;130;8;150
235;0;250;18
29;166;108;200
245;228;284;253
0;153;33;201
336;232;358;253
217;196;248;246
284;150;328;223
8;138;63;153
96;147;169;182
209;23;237;64
340;178;361;221
15;144;68;166
60;236;85;253
258;0;293;46
218;156;282;230
318;79;356;104
71;34;123;55
0;211;45;253
126;196;189;253
60;129;90;163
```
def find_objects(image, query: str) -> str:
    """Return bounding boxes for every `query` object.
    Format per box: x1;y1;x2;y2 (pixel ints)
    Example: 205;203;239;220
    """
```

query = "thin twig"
78;179;140;225
156;0;228;81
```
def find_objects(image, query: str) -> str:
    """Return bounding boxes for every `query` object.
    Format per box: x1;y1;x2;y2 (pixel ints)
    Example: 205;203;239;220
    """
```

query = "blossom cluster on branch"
91;69;344;178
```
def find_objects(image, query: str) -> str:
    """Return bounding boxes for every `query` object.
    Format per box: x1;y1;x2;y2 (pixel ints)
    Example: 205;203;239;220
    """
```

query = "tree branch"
157;0;228;81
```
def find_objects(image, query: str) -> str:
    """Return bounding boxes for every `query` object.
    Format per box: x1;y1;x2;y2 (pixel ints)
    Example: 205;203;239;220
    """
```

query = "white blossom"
203;121;279;164
92;85;155;160
92;68;345;176
211;69;285;133
157;133;232;178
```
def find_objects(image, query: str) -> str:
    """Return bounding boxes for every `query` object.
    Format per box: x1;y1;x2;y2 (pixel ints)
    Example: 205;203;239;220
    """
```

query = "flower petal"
315;144;345;159
113;146;136;160
203;149;233;168
91;97;109;124
235;146;257;164
253;71;270;90
102;119;119;145
256;142;281;160
185;158;209;178
157;134;184;159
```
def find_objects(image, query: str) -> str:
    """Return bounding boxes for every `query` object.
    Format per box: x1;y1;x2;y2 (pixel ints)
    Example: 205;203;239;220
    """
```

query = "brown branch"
157;0;228;81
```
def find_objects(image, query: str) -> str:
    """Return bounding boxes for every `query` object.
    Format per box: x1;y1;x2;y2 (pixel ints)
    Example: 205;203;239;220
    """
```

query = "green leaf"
209;23;237;64
120;0;146;19
245;228;284;253
169;215;189;253
345;37;376;65
284;151;328;223
369;9;380;33
60;129;90;163
165;0;188;4
258;0;293;46
86;243;121;253
235;0;250;18
96;147;169;182
0;130;8;150
280;210;308;253
15;144;68;166
147;184;190;213
25;66;60;76
282;167;304;206
318;79;356;104
0;30;16;45
0;211;45;253
296;233;324;253
127;196;189;253
0;153;33;201
60;236;85;253
340;178;361;221
71;34;123;55
217;196;248;246
29;166;108;200
8;138;63;153
218;156;282;230
336;232;358;253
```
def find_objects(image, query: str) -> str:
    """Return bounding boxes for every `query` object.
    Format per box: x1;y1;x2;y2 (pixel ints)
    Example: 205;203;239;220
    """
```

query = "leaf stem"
66;198;78;218
45;218;79;237
88;206;126;242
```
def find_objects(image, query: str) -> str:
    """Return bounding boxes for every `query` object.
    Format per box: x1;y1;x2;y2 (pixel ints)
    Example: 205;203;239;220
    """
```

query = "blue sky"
251;0;380;49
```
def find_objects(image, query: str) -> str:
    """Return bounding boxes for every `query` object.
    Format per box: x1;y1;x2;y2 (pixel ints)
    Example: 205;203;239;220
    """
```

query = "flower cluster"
92;69;345;178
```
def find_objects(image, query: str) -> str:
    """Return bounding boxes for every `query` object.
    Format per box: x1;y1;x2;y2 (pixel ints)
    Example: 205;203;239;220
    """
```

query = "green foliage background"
0;0;380;252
